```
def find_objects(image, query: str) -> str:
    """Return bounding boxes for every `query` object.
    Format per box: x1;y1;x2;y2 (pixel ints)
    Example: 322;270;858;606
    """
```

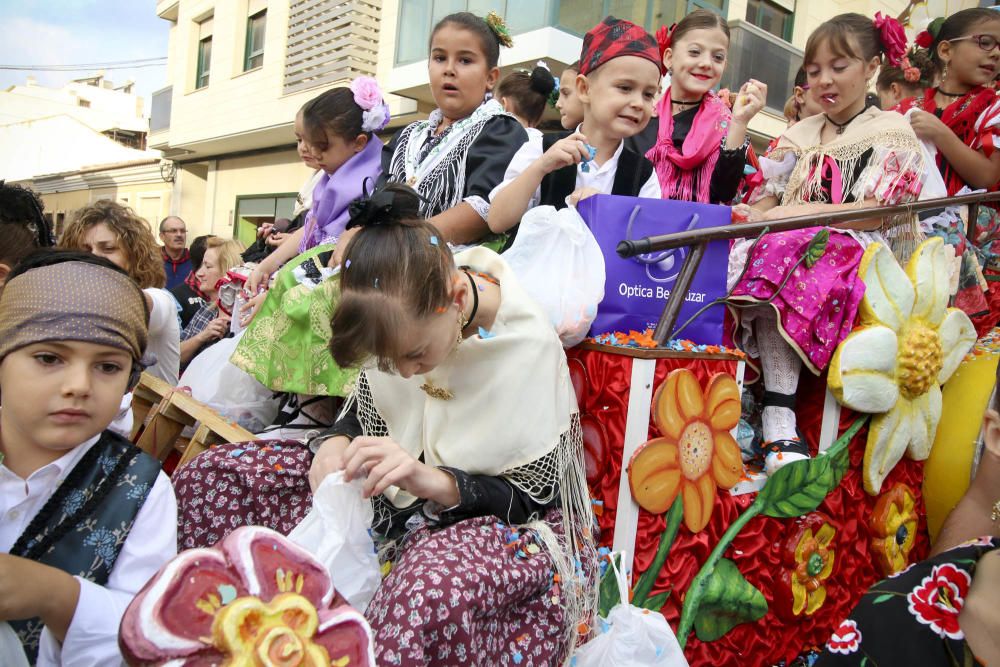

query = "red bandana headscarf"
578;16;663;76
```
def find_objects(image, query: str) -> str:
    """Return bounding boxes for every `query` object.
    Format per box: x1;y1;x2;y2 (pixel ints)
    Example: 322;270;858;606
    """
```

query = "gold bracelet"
992;499;1000;523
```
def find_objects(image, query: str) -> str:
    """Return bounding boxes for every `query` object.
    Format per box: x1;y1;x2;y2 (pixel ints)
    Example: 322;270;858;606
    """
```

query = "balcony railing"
618;192;1000;344
283;0;381;95
719;20;802;116
394;0;680;66
150;86;172;133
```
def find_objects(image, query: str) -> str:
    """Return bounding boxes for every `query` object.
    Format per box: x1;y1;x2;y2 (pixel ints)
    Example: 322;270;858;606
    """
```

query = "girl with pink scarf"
646;10;767;204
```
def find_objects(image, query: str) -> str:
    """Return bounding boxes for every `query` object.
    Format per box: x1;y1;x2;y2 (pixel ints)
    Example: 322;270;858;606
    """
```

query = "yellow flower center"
678;420;714;480
896;324;943;400
212;592;330;667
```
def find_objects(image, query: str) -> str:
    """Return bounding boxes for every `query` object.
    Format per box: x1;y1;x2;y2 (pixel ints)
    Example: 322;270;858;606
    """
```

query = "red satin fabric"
569;348;930;667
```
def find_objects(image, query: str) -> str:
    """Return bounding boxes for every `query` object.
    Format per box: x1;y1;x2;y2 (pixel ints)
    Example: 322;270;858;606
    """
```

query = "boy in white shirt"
0;250;177;666
488;15;663;234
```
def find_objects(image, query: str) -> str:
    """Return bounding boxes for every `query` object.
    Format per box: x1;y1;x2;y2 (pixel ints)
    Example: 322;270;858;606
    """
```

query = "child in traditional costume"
731;13;939;475
0;250;176;666
231;78;389;406
488;15;663;234
307;184;596;665
379;11;528;249
894;9;1000;334
646;10;767;204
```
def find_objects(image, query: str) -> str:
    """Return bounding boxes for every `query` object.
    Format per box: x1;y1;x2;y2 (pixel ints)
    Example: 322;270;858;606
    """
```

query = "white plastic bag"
503;204;605;347
573;553;688;667
178;330;279;432
287;472;382;612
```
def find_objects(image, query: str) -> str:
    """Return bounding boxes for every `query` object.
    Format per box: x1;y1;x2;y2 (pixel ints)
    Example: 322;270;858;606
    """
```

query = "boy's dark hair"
0;182;52;269
431;12;503;68
931;8;1000;67
9;248;133;283
330;183;456;371
497;66;555;126
301;87;365;150
804;13;883;67
189;234;214;271
671;9;731;47
876;48;936;92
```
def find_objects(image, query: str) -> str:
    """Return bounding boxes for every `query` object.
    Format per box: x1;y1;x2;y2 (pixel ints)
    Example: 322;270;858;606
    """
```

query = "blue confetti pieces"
429;235;439;246
478;327;496;339
513;652;523;664
227;448;245;458
344;259;351;269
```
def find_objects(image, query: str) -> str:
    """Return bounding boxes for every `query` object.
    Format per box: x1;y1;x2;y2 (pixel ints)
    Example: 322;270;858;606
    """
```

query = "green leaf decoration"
872;593;894;605
756;417;858;519
692;558;768;642
639;590;672;612
804;229;831;269
598;553;624;618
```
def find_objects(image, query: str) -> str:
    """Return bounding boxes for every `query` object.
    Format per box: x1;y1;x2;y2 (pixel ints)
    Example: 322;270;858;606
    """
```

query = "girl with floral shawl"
730;13;943;476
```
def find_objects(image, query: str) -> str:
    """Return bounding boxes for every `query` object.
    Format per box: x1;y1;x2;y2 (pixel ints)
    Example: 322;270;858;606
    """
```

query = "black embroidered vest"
8;431;161;663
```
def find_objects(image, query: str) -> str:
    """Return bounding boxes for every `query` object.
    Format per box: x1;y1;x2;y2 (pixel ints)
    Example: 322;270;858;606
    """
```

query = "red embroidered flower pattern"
827;619;862;654
906;563;971;639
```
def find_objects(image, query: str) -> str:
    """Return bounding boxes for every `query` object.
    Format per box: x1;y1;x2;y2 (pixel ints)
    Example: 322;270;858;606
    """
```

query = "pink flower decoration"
827;619;862;654
119;526;376;666
349;76;384;111
873;12;908;67
906;563;971;640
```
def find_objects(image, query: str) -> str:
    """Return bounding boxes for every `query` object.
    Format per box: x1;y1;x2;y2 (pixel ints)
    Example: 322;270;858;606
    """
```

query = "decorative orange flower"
776;513;837;619
628;369;743;532
870;483;918;577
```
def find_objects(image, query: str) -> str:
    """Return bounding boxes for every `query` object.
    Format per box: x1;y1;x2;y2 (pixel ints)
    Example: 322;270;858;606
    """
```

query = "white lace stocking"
755;311;801;443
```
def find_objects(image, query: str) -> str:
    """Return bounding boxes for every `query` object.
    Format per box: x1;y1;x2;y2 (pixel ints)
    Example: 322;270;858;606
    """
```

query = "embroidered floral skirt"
728;228;866;373
173;440;313;549
174;443;573;666
368;512;569;667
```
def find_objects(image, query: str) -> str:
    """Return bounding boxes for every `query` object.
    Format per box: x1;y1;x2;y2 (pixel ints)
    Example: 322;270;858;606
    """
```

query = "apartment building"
152;0;964;240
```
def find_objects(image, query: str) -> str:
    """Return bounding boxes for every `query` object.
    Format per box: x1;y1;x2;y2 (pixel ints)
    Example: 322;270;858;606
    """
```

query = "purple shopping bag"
577;194;730;345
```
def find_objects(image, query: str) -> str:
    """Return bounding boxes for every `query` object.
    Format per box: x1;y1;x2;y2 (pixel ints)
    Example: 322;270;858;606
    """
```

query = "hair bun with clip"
485;11;514;48
347;180;422;230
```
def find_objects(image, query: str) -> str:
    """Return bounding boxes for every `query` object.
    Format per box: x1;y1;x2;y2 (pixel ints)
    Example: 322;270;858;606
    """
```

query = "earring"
941;61;949;83
667;67;673;76
456;313;467;347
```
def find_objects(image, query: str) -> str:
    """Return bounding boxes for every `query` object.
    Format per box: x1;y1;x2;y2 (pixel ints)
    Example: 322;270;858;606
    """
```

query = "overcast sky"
0;0;169;116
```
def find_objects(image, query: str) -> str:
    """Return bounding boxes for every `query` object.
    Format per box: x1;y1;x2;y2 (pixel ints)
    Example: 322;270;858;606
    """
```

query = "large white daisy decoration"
828;237;977;495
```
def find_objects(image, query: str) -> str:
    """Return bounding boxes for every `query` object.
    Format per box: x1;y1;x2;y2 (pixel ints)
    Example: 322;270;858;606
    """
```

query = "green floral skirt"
231;244;357;396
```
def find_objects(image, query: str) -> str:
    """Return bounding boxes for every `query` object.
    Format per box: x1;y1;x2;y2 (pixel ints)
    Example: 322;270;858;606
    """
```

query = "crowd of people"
1;6;1000;666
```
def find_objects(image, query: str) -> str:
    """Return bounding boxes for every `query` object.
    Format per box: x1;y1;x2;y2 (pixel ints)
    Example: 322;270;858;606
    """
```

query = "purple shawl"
299;136;383;251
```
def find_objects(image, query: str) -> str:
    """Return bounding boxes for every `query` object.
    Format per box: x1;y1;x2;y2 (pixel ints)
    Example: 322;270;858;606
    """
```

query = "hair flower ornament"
655;23;677;66
873;12;908;67
901;56;921;83
350;76;391;133
486;11;514;48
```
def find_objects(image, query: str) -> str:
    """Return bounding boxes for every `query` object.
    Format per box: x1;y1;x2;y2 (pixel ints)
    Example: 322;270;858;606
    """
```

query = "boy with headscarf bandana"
488;15;663;233
0;250;177;666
